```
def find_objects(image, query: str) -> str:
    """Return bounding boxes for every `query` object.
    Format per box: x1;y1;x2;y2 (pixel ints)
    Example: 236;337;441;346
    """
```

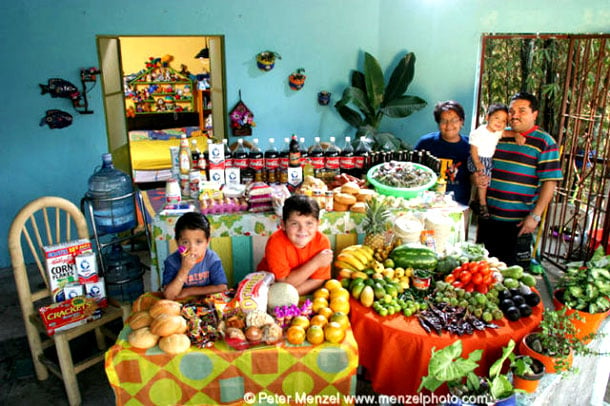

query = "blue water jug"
86;153;136;234
103;244;144;302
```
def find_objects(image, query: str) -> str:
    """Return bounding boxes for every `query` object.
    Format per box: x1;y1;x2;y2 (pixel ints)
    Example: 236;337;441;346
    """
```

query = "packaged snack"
228;271;275;313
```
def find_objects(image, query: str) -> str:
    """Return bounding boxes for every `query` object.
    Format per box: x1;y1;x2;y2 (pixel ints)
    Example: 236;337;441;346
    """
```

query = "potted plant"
509;354;545;393
288;68;306;90
554;245;610;340
518;307;600;374
334;51;427;151
256;51;281;71
418;339;517;405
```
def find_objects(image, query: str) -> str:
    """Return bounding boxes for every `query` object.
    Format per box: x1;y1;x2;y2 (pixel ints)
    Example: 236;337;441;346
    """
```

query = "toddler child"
163;212;227;300
257;194;333;295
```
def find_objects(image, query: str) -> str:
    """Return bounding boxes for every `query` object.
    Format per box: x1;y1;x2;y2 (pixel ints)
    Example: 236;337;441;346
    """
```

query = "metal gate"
542;35;610;267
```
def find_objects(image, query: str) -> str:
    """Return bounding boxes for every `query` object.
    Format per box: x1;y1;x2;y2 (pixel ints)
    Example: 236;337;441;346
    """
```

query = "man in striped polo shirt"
476;92;563;270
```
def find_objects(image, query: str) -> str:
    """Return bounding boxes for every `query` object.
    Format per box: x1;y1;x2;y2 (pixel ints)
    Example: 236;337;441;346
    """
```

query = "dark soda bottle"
233;138;252;184
353;136;371;178
324;136;341;181
289;135;301;167
309;136;325;179
223;139;233;168
249;138;264;182
264;137;279;184
339;136;355;177
279;137;290;184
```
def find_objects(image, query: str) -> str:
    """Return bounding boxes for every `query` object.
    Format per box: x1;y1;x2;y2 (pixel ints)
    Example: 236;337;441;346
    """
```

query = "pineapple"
362;196;393;260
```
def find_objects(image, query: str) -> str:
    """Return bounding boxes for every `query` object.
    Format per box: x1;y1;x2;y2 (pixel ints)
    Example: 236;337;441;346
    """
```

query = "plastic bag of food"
228;271;275;313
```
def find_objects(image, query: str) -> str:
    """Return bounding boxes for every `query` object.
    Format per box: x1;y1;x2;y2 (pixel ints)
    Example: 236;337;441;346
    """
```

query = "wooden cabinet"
125;66;195;115
197;89;213;133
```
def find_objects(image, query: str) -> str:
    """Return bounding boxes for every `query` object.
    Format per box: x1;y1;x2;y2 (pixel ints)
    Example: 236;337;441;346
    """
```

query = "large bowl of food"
366;161;437;199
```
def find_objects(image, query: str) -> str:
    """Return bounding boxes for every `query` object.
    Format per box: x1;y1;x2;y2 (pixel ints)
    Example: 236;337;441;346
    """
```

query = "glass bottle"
289;135;301;168
179;134;192;175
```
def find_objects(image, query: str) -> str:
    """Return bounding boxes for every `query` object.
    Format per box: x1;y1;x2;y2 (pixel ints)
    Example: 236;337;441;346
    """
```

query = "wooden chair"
8;196;124;406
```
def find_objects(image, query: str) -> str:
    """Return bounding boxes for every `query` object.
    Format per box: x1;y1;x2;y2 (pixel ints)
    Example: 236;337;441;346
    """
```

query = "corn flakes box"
43;239;92;302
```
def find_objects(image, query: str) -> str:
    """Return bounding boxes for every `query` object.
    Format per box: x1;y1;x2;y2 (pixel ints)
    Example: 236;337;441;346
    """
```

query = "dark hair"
282;194;320;222
510;92;539;112
433;100;465;123
487;103;508;116
174;212;211;241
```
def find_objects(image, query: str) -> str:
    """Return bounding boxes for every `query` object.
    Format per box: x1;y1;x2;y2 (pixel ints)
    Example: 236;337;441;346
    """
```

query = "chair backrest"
8;196;90;311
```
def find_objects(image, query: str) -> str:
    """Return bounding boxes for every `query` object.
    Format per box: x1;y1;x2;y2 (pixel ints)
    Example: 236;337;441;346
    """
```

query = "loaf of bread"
159;333;191;354
356;189;376;202
131;294;161;312
128;310;153;330
334;192;357;206
340;181;361;195
333;202;349;212
149;299;182;318
128;327;159;349
350;202;367;213
150;314;188;336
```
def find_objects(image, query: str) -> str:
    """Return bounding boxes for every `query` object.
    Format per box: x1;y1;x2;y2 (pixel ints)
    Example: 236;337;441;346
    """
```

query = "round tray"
366;162;437;199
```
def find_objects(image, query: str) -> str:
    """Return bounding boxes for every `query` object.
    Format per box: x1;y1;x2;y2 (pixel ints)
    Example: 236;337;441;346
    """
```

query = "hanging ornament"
288;68;306;91
229;90;255;136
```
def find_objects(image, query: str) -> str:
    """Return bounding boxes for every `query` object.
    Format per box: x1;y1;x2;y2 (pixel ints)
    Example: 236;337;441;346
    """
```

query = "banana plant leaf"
383;52;416;103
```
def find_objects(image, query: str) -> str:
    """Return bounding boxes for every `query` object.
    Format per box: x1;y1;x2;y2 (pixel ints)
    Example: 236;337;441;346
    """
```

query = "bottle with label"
233;138;252;184
339;136;355;177
264;137;279;184
300;136;314;178
289;135;301;168
324;136;341;181
249;138;264;182
354;136;372;178
279;137;290;184
223;139;233;168
190;139;200;170
179;134;192;175
309;136;325;179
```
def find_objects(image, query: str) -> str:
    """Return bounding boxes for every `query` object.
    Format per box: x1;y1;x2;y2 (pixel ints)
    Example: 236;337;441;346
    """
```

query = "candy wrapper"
181;303;220;348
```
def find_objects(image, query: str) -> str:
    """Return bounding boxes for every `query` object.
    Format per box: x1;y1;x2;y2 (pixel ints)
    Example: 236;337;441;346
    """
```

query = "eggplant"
509;288;522;297
525;292;541;307
505;306;521;321
512;295;526;306
498;289;512;301
518;303;533;317
500;298;515;311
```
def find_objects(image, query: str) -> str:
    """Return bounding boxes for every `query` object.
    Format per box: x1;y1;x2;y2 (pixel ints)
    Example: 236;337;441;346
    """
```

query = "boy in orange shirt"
257;195;333;295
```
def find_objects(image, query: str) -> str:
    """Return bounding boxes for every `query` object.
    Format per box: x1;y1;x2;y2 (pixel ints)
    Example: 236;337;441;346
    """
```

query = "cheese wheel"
149;299;182;318
334;192;357;206
159;333;191;354
128;327;159;349
128;310;153;330
150;314;188;336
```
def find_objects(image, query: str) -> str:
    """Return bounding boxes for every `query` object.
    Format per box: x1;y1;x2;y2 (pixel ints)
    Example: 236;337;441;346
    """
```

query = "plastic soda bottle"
324;136;341;180
264;137;279;184
289;135;301;167
249;138;264;182
340;136;355;177
309;136;325;179
354;136;372;178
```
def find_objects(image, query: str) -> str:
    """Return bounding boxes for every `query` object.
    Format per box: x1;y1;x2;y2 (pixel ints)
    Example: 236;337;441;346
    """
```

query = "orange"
313;287;330;300
306;325;325;345
330;287;350;302
329;297;350;314
291;315;310;329
317;306;334;319
324;279;343;292
324;321;346;344
329;312;350;331
286;325;306;345
309;314;329;328
312;297;329;313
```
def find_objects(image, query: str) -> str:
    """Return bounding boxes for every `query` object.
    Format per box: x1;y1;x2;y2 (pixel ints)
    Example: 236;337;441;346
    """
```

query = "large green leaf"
384;52;416;103
351;70;366;92
335;104;364;128
381;95;428;118
363;52;385;112
341;87;375;122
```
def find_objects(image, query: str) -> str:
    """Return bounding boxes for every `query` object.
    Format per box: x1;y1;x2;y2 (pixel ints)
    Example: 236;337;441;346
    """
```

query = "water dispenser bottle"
103;244;144;302
86;153;136;234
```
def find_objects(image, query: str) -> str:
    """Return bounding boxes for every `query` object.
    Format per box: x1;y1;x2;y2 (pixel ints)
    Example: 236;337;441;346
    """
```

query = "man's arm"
518;180;557;235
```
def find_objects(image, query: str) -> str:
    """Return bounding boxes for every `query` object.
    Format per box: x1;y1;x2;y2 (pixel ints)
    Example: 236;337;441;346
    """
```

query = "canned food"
189;170;201;199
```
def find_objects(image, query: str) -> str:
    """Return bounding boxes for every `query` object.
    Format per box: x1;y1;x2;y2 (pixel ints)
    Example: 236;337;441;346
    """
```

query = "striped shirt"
487;126;563;222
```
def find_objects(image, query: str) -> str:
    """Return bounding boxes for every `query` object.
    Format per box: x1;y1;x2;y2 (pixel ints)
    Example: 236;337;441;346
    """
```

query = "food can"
325;191;334;211
189;170;201;200
165;178;181;203
179;174;190;198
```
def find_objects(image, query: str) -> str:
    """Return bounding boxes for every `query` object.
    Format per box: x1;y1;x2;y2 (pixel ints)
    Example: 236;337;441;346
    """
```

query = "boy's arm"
163;252;199;300
277;249;333;295
177;284;228;299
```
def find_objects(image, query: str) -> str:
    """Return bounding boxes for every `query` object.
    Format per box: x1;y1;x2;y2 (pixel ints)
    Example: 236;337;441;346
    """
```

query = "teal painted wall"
1;0;609;269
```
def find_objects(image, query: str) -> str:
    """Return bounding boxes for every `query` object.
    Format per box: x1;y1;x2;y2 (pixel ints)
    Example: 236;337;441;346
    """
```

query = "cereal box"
43;239;92;302
38;296;100;336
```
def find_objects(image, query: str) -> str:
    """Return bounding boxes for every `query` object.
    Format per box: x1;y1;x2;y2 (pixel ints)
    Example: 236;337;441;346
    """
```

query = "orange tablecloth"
105;324;359;405
349;297;542;399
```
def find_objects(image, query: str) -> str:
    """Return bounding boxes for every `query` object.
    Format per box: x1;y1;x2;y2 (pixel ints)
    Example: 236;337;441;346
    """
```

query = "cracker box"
43;239;92;302
85;278;108;308
38;296;100;336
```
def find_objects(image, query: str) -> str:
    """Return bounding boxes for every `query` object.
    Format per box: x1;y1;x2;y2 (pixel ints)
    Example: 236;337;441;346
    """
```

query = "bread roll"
333;202;349;212
356;189;376;202
131;294;161;312
149;299;182;318
350;202;367;213
128;327;159;349
150;314;188;336
128;310;153;330
334;192;357;206
159;333;191;354
340;181;361;195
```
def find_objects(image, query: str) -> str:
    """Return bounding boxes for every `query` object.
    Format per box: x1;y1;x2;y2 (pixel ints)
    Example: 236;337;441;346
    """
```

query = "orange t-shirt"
257;229;331;280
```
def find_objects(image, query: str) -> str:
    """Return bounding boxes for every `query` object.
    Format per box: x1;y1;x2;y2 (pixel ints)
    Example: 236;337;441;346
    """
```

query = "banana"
359;245;374;256
337;253;366;271
341;247;370;265
334;260;357;272
338;268;354;279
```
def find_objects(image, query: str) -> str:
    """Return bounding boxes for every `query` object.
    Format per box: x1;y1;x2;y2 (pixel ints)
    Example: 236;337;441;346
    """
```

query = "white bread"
131;295;161;312
340;181;361;195
334;192;357;206
159;333;191;354
128;310;153;330
149;299;182;318
150;314;188;337
128;327;159;349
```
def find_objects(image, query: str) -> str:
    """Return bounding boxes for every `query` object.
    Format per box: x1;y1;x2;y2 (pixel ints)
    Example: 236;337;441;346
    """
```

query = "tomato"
475;284;489;294
452;281;464;288
472;273;483;285
445;274;456;284
452;266;463;276
459;271;472;284
464;283;475;293
483;274;494;285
